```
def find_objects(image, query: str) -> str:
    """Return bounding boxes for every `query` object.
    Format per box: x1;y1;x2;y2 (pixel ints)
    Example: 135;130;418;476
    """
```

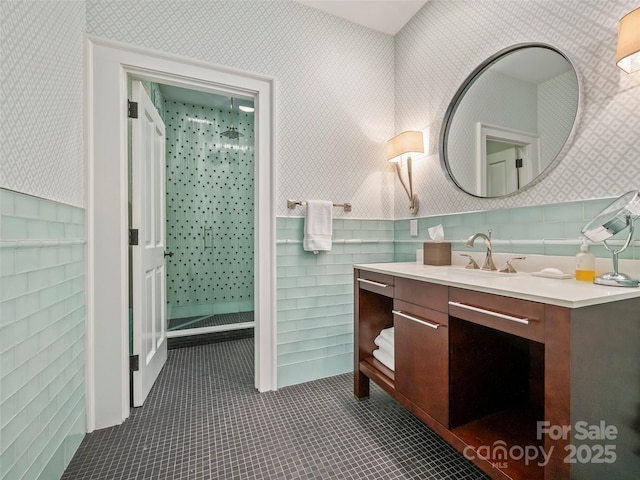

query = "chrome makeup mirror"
440;43;580;198
582;191;640;287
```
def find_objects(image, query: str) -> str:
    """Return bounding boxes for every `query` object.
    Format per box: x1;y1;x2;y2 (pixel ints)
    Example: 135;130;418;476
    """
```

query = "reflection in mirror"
440;44;580;198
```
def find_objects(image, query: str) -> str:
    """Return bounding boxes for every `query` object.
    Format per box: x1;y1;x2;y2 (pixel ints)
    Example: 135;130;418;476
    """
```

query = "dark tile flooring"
62;338;490;479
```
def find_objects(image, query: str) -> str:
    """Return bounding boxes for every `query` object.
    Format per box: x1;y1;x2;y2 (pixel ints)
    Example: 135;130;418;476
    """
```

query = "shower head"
221;129;243;139
221;98;244;139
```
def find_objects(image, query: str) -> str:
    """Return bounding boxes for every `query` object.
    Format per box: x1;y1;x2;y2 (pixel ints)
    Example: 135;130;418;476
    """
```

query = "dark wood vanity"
354;264;640;480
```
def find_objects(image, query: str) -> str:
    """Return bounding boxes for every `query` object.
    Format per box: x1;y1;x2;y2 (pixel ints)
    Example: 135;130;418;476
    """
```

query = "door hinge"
129;228;139;246
130;355;140;372
515;158;523;169
128;100;138;119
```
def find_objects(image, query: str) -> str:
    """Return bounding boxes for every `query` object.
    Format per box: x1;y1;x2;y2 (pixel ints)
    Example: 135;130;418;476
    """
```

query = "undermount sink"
433;266;519;277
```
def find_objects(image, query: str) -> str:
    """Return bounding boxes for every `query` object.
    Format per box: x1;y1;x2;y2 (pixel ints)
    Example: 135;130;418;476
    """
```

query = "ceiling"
295;0;428;35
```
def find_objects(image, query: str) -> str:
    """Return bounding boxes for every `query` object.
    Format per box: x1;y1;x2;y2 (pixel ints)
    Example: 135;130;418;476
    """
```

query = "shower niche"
159;84;256;338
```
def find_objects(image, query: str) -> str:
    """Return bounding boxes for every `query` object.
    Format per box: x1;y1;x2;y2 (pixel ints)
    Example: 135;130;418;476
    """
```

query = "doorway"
154;82;256;340
128;79;257;405
88;37;276;431
476;122;540;196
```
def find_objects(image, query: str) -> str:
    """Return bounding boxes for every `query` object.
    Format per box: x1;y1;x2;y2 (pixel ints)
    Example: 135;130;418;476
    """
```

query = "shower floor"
168;311;254;331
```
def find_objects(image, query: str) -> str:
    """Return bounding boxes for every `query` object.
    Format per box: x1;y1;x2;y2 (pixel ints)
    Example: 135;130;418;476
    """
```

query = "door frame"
86;36;277;431
476;122;540;196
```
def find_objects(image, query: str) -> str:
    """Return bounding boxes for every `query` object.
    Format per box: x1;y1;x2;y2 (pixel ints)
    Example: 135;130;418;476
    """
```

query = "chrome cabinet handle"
392;310;440;329
448;301;529;325
357;278;389;288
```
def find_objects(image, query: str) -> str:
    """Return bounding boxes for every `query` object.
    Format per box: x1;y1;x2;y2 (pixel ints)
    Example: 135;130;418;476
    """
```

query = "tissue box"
423;242;451;265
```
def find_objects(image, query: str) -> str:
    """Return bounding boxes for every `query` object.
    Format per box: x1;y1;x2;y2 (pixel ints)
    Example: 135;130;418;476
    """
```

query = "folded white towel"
374;334;394;354
380;327;394;345
373;348;394;371
303;200;333;254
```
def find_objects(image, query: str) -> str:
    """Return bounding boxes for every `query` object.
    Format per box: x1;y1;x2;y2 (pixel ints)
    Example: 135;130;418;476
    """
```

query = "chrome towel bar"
287;199;352;212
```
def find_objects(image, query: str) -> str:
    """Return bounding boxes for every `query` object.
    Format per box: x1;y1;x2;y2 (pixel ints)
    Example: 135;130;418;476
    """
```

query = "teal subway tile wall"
0;189;86;480
276;197;640;388
394;197;638;262
276;217;393;388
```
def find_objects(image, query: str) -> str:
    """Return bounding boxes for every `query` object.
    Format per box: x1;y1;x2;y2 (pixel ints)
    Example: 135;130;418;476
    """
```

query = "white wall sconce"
387;130;424;216
616;7;640;73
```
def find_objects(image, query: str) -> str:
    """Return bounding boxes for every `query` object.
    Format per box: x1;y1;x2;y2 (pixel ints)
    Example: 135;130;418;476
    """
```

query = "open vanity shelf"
354;263;640;480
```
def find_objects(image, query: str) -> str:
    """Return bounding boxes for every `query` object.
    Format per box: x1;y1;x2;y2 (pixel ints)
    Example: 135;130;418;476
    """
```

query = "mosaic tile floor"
62;338;490;479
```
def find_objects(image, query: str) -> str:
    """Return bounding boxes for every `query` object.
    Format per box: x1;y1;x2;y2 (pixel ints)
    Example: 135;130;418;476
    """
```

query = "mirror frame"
439;42;582;198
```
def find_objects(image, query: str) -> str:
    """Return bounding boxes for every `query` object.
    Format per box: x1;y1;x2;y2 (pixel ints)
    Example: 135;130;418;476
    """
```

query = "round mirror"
440;43;580;198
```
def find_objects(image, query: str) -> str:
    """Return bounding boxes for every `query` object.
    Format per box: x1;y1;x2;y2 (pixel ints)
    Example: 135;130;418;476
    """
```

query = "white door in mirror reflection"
487;144;517;197
477;123;539;196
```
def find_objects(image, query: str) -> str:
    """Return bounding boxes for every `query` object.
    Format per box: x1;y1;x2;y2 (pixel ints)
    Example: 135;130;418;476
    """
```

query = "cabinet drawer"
357;271;394;297
449;288;544;343
394;277;448;312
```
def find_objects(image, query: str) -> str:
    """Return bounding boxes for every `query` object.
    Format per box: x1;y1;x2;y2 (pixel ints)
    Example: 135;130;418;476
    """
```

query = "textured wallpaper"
86;0;396;219
538;70;579;170
0;1;85;207
4;0;638;217
395;0;640;217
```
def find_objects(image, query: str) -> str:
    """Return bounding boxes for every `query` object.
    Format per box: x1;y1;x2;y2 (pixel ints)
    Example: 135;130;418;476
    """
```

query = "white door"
486;147;518;197
131;79;168;406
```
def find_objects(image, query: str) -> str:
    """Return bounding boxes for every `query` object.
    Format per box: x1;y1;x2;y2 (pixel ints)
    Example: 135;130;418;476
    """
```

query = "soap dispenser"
575;237;595;282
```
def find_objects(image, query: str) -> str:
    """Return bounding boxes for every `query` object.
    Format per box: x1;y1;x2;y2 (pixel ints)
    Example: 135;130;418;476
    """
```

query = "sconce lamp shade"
386;131;424;162
616;7;640;73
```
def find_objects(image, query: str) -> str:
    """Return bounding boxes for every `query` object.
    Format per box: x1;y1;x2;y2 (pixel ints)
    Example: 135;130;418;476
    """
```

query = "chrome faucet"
466;229;497;271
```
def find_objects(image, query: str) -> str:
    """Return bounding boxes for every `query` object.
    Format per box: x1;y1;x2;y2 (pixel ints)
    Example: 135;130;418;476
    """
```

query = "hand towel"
374;334;394;354
373;348;395;371
303;200;333;254
380;327;394;345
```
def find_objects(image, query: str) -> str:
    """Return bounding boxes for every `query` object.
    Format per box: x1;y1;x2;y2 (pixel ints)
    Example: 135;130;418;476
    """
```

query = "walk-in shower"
160;84;255;338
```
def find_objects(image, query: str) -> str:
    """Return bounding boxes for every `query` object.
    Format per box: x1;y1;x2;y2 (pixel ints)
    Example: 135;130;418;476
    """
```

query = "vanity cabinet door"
393;299;449;428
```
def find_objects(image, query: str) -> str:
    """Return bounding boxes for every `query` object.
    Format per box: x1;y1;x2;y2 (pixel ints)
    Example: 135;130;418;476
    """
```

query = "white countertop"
354;262;640;308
